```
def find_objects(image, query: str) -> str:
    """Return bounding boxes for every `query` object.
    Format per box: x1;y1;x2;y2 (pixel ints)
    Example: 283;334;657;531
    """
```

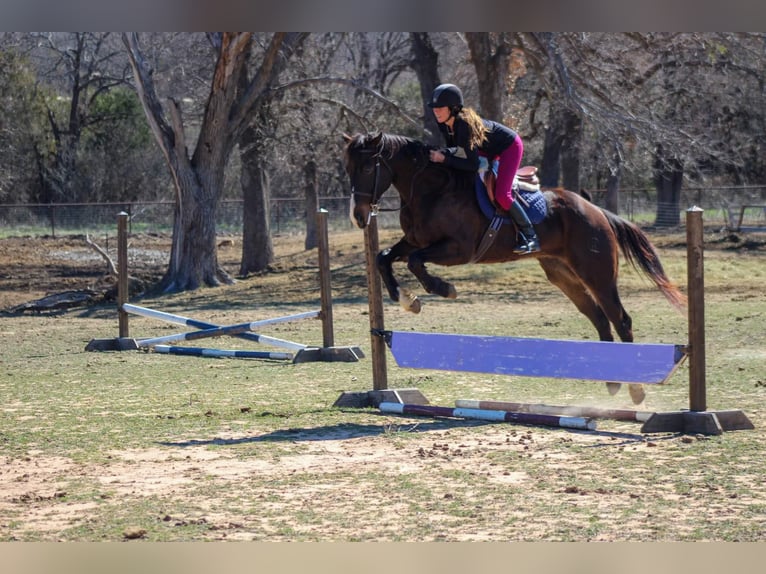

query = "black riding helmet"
428;83;463;112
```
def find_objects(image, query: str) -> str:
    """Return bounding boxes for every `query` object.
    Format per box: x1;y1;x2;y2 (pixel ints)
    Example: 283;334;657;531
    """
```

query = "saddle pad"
475;175;547;224
517;188;548;224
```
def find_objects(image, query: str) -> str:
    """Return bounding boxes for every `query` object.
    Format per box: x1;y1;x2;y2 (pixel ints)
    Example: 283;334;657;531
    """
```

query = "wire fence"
1;186;765;239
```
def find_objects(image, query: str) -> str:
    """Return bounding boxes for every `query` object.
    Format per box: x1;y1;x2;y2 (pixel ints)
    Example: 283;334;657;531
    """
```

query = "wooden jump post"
86;209;363;363
117;211;129;338
333;213;429;408
638;207;752;434
336;207;753;435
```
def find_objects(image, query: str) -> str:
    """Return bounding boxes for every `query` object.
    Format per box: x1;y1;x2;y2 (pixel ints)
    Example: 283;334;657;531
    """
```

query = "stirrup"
513;235;540;255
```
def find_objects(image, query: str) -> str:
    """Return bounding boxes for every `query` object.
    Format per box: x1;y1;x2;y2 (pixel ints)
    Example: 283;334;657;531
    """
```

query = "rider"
427;83;540;254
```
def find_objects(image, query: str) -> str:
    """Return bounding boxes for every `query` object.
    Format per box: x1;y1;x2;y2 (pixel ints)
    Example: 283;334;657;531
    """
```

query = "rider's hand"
429;150;445;163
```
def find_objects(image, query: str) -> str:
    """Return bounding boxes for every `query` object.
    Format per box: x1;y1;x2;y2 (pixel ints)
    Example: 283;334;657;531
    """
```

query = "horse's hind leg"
575;276;645;402
560;249;647;404
538;260;614;341
539;260;645;405
563;246;634;343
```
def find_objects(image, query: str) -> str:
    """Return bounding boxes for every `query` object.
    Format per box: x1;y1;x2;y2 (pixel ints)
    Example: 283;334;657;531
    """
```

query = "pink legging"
493;136;524;211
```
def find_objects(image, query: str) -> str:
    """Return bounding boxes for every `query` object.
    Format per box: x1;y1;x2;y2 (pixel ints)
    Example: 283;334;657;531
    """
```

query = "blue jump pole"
383;331;686;384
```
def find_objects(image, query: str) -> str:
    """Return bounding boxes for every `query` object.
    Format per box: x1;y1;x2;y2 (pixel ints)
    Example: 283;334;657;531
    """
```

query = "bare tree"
514;33;766;221
123;32;307;292
409;33;441;145
465;33;513;122
23;33;131;203
239;100;278;275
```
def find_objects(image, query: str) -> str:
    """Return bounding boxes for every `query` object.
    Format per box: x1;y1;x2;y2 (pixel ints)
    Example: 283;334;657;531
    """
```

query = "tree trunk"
162;95;234;290
304;159;319;250
466;33;510;122
239;125;274;276
540;108;563;188
409;33;441;145
160;162;229;290
653;143;683;227
560;108;581;191
539;103;582;189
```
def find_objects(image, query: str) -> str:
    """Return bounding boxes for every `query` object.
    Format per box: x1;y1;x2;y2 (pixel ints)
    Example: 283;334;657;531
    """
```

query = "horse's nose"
349;195;367;229
352;209;368;229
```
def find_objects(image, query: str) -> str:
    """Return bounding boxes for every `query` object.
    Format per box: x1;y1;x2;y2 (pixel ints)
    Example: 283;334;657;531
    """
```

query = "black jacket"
437;117;518;172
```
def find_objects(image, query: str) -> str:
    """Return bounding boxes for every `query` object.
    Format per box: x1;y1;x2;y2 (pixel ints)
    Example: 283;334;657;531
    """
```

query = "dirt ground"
1;228;765;541
0;233;236;312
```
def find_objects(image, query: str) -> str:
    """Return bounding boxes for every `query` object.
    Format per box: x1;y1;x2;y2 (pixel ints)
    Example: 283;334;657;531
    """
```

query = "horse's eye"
362;164;375;175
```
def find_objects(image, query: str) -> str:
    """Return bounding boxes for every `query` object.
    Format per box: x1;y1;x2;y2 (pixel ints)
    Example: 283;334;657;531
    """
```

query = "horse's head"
343;132;397;229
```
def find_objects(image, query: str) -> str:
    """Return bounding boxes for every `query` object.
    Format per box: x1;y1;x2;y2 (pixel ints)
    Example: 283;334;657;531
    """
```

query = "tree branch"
84;233;117;277
229;33;310;136
122;32;184;200
268;76;428;136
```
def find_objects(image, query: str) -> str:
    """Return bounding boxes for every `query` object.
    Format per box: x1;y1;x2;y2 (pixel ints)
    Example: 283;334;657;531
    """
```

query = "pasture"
0;224;765;541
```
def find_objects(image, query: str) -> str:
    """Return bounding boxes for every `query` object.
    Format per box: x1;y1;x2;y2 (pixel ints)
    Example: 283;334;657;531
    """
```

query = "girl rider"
427;83;540;254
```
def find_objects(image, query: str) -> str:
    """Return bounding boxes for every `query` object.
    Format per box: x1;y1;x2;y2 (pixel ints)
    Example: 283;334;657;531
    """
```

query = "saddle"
471;164;547;263
482;164;540;209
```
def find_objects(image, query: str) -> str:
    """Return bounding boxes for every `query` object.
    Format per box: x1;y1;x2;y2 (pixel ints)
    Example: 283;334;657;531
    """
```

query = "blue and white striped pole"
379;402;597;431
153;345;292;360
123;303;316;350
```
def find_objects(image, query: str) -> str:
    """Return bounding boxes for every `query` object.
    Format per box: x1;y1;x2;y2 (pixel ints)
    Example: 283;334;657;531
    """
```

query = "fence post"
49;204;56;238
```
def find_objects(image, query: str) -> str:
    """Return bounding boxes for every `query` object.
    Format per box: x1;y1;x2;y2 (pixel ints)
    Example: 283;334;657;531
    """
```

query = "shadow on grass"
157;412;658;448
157;418;484;447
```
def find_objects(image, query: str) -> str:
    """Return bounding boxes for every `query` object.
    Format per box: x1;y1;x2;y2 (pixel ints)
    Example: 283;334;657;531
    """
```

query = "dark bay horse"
343;132;686;404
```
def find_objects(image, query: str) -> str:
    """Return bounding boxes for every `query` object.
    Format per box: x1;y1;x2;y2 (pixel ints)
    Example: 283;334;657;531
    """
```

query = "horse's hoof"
446;285;457;299
605;382;621;396
628;384;646;405
398;288;422;314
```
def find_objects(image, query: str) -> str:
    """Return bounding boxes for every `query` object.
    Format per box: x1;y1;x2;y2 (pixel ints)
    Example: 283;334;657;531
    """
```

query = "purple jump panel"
388;331;685;384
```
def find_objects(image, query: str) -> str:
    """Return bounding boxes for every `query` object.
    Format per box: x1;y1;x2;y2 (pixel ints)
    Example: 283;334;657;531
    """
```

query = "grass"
1;227;765;541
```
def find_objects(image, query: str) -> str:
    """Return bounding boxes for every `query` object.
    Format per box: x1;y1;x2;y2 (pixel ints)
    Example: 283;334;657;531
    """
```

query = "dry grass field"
1;223;765;542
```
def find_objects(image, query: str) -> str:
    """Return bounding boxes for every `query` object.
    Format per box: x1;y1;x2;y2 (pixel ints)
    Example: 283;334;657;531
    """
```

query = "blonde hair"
458;107;488;150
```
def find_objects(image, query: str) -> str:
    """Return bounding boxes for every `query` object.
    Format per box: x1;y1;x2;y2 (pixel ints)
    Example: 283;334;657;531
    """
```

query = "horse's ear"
370;131;383;146
342;132;354;143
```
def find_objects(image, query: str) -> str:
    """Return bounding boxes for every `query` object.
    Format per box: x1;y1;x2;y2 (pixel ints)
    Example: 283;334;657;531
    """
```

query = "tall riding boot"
507;201;540;254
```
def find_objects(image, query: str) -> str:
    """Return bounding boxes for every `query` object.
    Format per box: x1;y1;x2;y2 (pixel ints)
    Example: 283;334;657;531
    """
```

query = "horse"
343;131;686;404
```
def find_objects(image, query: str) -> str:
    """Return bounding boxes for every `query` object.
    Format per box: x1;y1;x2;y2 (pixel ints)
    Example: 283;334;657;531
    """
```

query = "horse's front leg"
376;240;422;313
407;239;463;300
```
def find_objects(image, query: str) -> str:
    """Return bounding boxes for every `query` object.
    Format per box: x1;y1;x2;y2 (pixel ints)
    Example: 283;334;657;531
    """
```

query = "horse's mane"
346;131;472;191
348;132;428;161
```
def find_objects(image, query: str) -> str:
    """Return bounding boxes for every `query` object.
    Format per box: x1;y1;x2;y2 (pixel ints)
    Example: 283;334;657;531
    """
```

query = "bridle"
351;150;396;218
350;141;430;221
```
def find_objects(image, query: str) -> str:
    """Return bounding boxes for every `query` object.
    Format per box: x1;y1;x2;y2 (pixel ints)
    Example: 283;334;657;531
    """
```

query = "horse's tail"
602;209;687;310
